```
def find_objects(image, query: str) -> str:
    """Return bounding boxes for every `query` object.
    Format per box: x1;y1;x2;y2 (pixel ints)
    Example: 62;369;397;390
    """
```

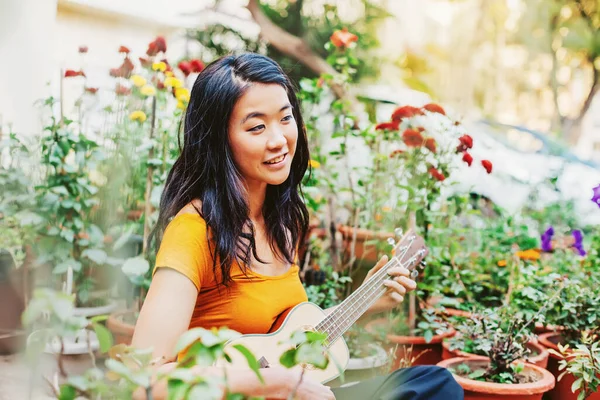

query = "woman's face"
228;83;298;189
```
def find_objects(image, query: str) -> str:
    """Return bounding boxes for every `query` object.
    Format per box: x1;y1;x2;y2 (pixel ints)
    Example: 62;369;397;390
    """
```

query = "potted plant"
547;332;600;400
442;308;549;369
436;305;556;399
539;281;600;400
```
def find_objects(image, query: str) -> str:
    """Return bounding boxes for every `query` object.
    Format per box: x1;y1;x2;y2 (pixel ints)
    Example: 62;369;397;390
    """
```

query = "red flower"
391;106;423;122
462;152;473;166
115;84;131;96
84;87;98;94
64;69;85;78
389;149;405;158
425;138;437;153
178;61;192;76
157;81;165;90
456;134;473;152
422;103;446;115
330;28;358;48
109;57;135;78
118;45;131;54
481;160;493;174
402;129;424;147
375;121;399;131
417;126;425;132
78;46;88;54
146;36;167;56
190;59;204;73
428;167;446;181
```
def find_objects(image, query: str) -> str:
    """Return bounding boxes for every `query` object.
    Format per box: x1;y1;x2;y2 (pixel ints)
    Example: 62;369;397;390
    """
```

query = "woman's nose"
267;128;286;149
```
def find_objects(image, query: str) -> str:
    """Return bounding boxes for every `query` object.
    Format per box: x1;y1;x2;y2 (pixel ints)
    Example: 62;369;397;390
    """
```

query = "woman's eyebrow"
241;104;293;125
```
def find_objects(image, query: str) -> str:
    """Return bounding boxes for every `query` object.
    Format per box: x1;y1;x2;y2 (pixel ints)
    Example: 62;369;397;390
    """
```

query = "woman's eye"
282;115;293;122
249;124;265;132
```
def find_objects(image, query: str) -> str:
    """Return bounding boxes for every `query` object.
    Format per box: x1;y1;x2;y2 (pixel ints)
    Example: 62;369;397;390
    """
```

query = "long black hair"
151;53;310;286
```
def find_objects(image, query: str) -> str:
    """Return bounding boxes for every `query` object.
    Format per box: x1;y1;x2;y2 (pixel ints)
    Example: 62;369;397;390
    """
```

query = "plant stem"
287;369;305;400
142;96;157;257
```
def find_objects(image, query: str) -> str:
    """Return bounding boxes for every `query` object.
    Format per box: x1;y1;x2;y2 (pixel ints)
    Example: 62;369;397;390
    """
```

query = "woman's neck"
245;179;267;222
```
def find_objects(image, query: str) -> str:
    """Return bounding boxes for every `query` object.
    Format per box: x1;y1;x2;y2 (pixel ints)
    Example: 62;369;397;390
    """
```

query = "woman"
132;53;463;400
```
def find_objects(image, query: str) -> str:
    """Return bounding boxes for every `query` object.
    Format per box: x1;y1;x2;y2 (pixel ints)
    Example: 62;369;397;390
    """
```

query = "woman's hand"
286;369;336;400
362;255;417;315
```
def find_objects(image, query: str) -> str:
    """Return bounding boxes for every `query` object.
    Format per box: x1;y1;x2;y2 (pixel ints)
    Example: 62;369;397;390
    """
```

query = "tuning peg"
394;228;403;238
387;237;396;246
420;260;427;268
410;270;419;279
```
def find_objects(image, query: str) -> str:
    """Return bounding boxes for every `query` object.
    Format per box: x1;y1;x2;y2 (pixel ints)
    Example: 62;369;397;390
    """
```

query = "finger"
367;255;389;277
386;267;410;277
383;279;407;295
390;292;404;303
397;276;417;291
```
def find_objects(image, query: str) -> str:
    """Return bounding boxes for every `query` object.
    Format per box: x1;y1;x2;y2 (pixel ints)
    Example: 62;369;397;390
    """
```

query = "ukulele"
221;229;427;383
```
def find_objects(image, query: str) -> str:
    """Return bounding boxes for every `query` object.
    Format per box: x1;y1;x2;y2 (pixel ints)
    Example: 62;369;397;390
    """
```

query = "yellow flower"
516;249;540;261
165;71;175;78
140;84;156;97
375;214;383;222
382;206;392;212
152;61;167;72
308;159;321;168
176;100;186;110
131;75;146;87
165;76;183;89
129;110;147;123
175;87;190;103
497;260;507;267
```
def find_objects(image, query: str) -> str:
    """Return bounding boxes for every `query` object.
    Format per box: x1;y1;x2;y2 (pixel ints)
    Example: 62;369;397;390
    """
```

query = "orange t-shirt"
153;213;308;335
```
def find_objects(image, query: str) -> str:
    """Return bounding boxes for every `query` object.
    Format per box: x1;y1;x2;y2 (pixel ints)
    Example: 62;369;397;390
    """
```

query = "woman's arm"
130;267;297;400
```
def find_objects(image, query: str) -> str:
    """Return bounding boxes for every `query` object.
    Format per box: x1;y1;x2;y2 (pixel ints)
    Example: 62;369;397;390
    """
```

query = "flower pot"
437;357;555;399
73;298;118;318
338;225;393;265
538;332;600;400
442;340;549;369
107;310;138;345
365;318;455;367
27;328;99;396
0;249;27;354
327;343;389;388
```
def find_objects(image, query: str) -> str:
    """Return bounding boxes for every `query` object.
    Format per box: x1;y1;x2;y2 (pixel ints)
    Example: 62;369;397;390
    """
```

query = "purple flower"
572;229;586;257
592;184;600;208
541;226;554;252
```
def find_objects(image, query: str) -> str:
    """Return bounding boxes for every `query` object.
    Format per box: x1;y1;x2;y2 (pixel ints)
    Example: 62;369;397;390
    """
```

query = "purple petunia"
572;229;586;257
541;226;554;252
592;184;600;208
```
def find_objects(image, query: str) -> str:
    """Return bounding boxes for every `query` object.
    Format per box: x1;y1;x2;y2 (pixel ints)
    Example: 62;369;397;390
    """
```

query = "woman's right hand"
286;369;336;400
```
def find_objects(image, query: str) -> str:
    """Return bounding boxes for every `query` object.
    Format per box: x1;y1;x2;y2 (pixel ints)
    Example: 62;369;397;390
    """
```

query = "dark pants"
332;366;464;400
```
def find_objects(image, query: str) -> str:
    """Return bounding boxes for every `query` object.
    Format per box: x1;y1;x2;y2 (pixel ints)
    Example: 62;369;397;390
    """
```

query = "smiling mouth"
264;153;287;165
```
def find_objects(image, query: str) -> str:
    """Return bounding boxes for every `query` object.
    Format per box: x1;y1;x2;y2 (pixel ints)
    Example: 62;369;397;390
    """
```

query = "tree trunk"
563;70;599;144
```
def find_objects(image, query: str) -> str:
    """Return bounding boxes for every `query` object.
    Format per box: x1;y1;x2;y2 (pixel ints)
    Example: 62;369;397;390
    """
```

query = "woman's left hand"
361;255;417;316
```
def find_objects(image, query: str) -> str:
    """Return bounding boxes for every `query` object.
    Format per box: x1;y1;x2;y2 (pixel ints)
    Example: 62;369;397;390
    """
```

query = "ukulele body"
222;302;349;384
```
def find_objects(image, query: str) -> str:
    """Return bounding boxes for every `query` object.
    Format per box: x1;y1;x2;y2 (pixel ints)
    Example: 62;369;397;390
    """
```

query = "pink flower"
78;46;88;54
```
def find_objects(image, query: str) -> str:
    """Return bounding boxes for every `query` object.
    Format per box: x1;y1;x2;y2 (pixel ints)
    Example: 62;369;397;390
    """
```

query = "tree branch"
245;0;352;103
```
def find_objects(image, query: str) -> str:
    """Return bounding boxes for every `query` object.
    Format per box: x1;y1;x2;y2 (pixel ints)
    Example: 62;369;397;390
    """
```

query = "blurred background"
1;1;600;398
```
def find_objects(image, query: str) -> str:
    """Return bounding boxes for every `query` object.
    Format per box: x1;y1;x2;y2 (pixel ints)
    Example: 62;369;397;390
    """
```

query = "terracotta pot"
538;332;600;400
442;340;549;369
533;322;562;335
107;310;137;345
365;318;456;367
338;225;393;264
437;357;555;399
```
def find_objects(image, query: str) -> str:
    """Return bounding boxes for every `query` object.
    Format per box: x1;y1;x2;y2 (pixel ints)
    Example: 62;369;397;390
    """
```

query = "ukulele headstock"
387;228;428;278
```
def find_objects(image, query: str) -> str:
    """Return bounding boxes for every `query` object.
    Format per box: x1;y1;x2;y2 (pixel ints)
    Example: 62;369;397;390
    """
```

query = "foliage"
548;332;600;400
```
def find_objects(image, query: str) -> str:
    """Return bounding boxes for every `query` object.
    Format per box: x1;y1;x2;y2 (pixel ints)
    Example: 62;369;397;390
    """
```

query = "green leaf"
232;344;264;384
105;359;133;379
82;249;108;265
279;348;297;368
572;377;583;393
122;257;150;277
467;369;486;380
92;322;113;353
423;330;434;344
167;380;190;400
58;384;77;400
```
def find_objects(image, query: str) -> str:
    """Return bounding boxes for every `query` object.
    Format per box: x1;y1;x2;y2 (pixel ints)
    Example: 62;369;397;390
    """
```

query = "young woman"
132;53;463;400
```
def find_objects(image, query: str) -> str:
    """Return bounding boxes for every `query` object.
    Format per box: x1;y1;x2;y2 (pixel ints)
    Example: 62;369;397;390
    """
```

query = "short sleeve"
153;214;210;291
